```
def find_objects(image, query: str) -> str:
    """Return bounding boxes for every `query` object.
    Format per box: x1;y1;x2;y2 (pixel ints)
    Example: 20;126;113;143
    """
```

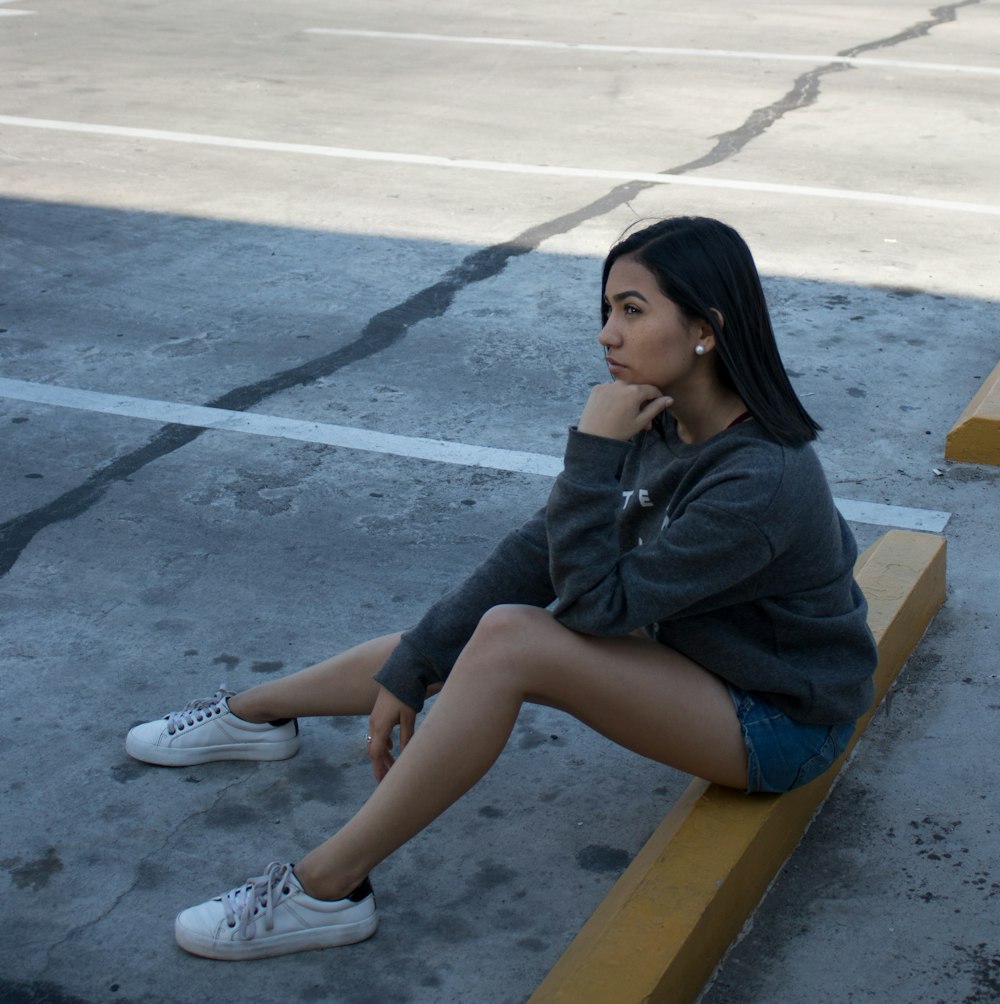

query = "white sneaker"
175;863;377;960
125;688;300;766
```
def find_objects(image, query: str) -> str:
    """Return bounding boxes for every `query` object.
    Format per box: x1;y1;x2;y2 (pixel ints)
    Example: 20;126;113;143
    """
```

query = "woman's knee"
452;605;554;678
471;605;553;648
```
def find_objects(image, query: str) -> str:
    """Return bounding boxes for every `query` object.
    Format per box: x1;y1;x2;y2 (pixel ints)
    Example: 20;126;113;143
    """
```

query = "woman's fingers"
367;732;392;781
399;706;416;751
373;748;394;783
578;382;673;440
367;686;418;781
367;693;394;779
368;727;396;782
637;392;674;429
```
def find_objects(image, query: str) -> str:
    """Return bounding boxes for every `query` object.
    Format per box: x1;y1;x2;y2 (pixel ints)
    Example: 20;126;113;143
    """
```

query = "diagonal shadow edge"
0;0;981;578
0;183;647;578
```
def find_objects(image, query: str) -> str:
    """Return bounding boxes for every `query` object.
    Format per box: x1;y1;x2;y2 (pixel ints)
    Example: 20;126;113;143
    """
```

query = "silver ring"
366;735;373;743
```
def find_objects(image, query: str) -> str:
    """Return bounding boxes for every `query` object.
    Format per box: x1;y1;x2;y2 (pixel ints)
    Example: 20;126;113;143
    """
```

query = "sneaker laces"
164;687;235;735
222;862;294;941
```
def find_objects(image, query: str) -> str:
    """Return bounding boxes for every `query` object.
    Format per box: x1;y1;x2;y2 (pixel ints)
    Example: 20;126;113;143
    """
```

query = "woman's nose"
599;318;620;348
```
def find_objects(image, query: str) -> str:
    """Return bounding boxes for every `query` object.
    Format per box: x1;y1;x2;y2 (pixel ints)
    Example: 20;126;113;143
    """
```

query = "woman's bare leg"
227;632;404;723
294;605;746;900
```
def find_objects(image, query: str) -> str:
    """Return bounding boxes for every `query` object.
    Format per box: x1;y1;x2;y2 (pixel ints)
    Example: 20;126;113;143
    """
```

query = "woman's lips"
606;358;624;375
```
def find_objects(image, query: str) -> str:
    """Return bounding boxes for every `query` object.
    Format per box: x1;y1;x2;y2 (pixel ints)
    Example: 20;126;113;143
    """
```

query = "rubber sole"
124;735;301;766
174;909;378;960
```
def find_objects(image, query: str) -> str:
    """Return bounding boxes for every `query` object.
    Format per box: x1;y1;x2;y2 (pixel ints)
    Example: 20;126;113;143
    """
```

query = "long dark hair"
601;217;820;445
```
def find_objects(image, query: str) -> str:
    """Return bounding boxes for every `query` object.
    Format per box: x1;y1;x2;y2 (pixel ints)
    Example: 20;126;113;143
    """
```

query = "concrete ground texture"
1;1;998;1002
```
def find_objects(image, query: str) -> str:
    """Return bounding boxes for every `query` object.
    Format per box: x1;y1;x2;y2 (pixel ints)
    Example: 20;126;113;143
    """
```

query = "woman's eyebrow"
609;289;649;303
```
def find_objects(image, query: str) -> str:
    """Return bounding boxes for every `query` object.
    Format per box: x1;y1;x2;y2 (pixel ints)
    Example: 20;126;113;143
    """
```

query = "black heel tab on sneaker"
349;877;373;902
268;718;298;732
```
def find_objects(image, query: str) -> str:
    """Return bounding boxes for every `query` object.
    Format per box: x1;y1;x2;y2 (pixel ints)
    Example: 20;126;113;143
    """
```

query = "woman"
126;216;878;960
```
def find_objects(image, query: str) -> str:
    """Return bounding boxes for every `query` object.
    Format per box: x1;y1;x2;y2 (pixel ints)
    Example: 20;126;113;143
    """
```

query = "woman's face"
599;256;707;393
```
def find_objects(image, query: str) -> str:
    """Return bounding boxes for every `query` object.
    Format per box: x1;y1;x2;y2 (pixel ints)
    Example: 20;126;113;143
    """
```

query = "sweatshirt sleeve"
373;508;555;710
546;429;775;634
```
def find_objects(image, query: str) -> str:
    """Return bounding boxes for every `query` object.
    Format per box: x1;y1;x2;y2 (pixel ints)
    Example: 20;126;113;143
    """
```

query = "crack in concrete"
0;0;982;578
43;771;256;962
838;0;982;59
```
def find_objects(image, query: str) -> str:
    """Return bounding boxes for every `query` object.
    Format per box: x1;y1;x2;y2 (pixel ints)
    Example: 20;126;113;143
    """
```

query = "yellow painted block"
945;360;1000;465
530;530;946;1004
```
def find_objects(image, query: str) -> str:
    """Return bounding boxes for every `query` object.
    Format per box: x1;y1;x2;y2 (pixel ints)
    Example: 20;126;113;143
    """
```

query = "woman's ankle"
293;859;366;902
226;692;270;724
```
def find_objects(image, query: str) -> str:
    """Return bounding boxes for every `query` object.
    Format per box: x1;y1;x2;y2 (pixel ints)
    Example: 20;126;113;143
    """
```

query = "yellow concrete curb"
945;360;1000;465
529;529;947;1004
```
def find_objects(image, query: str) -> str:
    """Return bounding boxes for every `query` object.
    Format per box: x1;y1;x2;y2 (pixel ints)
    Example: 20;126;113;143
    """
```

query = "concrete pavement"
1;2;998;1001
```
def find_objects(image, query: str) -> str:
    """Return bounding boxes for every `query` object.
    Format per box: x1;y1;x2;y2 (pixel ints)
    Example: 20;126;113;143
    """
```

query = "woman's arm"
545;429;776;635
373;509;556;710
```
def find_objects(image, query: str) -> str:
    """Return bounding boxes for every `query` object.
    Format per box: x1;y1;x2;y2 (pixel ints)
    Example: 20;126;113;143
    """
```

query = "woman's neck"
670;389;749;444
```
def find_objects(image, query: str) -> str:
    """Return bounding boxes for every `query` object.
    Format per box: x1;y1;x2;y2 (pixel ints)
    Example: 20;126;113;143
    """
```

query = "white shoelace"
222;862;294;940
164;687;235;735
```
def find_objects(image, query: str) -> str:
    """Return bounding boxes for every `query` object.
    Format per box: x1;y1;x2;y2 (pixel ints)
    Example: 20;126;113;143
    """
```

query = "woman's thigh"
461;605;747;789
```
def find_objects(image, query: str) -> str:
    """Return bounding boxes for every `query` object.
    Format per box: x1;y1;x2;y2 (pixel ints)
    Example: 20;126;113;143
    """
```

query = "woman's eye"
624;304;640;315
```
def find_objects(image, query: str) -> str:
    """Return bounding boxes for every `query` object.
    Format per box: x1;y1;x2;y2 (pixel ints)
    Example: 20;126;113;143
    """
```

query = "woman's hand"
577;382;673;441
367;685;417;782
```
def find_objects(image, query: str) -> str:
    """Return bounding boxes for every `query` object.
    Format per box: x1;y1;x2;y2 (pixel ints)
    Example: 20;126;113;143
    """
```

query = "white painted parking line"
832;498;949;533
1;115;999;218
0;377;952;532
0;377;563;478
305;28;1000;78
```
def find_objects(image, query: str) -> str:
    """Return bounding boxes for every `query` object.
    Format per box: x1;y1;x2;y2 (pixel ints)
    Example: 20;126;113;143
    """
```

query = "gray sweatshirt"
375;417;878;724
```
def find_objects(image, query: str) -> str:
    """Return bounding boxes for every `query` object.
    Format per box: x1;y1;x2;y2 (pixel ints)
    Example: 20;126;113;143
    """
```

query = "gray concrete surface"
1;1;997;1002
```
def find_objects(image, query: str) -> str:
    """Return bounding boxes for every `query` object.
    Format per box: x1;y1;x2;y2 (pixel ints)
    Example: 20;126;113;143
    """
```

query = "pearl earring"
695;345;706;356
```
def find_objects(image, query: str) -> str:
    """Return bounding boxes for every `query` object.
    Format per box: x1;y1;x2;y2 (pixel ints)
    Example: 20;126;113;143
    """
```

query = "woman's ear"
694;309;724;355
693;314;718;355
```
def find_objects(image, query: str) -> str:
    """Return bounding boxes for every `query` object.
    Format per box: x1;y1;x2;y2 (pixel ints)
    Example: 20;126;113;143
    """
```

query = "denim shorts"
727;685;856;794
